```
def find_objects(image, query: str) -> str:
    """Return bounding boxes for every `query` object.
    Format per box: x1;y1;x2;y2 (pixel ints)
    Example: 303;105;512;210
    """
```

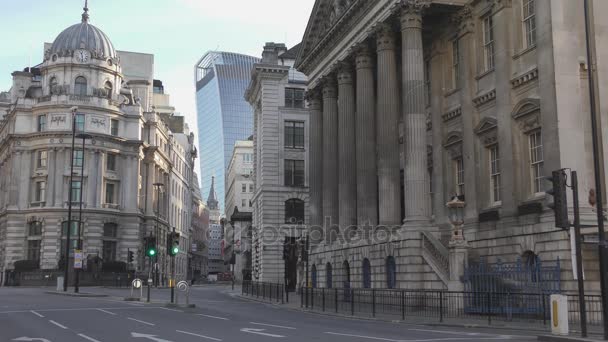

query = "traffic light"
128;250;134;263
145;237;157;258
168;232;180;256
546;169;569;229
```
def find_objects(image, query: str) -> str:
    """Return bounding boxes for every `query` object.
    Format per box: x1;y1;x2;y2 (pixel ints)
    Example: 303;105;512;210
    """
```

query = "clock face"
75;49;90;63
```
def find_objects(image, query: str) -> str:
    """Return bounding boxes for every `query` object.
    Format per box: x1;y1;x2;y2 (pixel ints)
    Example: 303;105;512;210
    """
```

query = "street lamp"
446;195;465;242
74;133;92;293
63;106;79;292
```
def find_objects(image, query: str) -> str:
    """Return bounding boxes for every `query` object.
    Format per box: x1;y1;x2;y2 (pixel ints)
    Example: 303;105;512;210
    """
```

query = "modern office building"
194;52;260;214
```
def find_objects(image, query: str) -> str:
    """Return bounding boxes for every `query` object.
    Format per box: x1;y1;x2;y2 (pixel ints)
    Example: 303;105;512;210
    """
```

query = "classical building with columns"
296;0;608;292
0;4;196;285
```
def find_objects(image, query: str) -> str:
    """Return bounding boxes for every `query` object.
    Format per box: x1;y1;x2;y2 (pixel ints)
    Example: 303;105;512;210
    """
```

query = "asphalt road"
0;285;539;342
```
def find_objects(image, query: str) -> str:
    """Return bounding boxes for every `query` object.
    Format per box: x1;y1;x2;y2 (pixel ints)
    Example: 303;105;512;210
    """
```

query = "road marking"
0;306;157;314
49;320;68;329
30;310;44;318
176;330;222;341
78;333;103;342
325;332;514;342
250;322;296;330
96;309;117;316
240;328;285;338
131;333;172;342
160;307;183;313
197;314;229;320
128;317;155;326
12;337;51;341
409;329;481;336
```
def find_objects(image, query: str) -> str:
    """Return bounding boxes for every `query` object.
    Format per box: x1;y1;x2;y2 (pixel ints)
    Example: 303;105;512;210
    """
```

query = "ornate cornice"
355;43;374;70
472;89;496;107
337;62;354;85
322;76;338;99
510;68;538;89
442;106;462;122
376;23;397;52
400;0;430;30
450;5;474;35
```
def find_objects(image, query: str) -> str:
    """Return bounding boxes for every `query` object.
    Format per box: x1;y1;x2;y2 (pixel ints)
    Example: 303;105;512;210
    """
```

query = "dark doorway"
362;258;371;288
284;237;298;291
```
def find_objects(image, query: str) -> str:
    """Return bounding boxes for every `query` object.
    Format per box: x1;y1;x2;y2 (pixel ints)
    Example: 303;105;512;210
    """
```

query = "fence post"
322;288;326;312
263;283;266;300
281;283;284;304
401;290;405;321
301;287;304;308
311;287;314;309
487;292;492;325
351;289;355;316
335;288;338;313
372;289;376;318
542;294;547;326
439;291;444;323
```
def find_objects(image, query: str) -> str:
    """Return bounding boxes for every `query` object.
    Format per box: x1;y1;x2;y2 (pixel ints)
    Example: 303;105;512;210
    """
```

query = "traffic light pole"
572;171;588;337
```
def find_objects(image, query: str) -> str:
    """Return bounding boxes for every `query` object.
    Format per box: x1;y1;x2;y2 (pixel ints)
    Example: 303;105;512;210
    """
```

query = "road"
0;285;538;342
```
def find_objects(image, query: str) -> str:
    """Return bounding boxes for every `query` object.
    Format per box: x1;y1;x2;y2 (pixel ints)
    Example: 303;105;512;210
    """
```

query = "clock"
75;49;91;63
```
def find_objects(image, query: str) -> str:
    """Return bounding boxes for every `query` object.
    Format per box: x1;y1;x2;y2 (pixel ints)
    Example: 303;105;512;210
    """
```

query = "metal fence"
299;287;603;329
242;281;285;303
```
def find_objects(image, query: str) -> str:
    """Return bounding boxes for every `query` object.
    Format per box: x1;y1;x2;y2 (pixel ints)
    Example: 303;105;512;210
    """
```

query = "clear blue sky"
0;0;314;156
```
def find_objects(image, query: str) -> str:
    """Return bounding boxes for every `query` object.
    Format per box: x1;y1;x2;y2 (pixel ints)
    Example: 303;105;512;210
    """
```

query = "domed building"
0;4;199;287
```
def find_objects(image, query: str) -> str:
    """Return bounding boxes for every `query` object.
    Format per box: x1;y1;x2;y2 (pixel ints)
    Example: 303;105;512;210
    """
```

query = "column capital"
305;88;323;109
400;0;430;30
375;23;396;52
322;76;338;99
337;62;354;85
355;43;374;70
450;5;474;35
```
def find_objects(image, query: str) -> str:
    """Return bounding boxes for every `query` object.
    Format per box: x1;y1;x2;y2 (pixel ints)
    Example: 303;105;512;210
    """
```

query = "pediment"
443;131;463;147
474;116;497;135
512;98;540;120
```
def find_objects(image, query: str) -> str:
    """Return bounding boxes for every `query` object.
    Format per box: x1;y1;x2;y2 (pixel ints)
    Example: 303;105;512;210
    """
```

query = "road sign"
132;278;142;289
74;249;83;269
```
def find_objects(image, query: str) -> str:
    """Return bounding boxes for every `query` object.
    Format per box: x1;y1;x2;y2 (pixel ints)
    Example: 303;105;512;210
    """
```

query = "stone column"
322;77;339;241
307;89;324;236
355;43;378;226
337;62;357;230
401;1;431;223
376;23;402;226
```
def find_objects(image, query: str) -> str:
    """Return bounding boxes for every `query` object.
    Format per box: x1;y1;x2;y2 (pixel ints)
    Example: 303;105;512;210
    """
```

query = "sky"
0;0;315;177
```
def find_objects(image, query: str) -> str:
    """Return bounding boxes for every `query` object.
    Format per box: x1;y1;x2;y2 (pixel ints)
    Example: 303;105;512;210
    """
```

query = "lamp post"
446;195;467;291
74;133;92;293
153;182;164;287
63;107;79;292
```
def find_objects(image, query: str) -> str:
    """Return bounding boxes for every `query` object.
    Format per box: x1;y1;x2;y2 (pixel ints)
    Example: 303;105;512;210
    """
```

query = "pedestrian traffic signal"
145;237;157;258
128;251;134;263
545;169;569;229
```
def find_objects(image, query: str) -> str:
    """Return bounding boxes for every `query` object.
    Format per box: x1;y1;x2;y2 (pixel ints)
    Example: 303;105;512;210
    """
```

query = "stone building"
206;176;225;275
189;173;209;280
0;4;197;285
225;139;254;218
295;0;608;292
246;43;309;286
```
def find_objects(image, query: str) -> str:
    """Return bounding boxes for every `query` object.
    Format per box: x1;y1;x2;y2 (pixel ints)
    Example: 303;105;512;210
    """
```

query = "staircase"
420;231;449;286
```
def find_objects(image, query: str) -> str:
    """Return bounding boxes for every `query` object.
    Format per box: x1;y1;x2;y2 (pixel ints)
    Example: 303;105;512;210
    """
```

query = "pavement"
0;285;584;342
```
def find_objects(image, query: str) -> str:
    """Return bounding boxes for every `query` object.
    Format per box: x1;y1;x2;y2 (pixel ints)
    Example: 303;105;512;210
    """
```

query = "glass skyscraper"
195;51;260;213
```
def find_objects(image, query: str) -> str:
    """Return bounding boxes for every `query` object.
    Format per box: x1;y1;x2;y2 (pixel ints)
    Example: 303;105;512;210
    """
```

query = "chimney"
261;42;287;65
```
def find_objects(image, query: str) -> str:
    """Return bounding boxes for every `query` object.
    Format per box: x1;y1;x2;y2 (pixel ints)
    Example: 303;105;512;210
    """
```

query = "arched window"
49;77;57;95
285;198;305;224
343;260;350;287
104;81;113;99
311;264;317;288
386;256;396;289
74;76;87;96
325;262;333;288
362;258;371;289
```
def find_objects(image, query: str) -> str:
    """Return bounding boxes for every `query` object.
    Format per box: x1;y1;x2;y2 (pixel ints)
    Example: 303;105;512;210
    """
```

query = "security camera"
70;106;78;113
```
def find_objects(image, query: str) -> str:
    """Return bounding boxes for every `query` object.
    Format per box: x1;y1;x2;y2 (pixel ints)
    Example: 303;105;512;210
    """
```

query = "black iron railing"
242;281;285;303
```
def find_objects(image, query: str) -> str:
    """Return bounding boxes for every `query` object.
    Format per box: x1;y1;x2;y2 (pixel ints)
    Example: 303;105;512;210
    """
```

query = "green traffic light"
148;249;156;257
172;246;179;255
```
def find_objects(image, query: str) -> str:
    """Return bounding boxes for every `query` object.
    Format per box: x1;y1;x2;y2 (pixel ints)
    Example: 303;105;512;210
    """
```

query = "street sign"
132;278;142;289
74;249;83;269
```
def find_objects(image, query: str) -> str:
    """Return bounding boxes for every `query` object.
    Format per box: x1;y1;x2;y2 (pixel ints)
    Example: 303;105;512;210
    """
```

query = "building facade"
225;139;254;218
189;173;209;281
296;0;608;292
194;52;260;214
0;5;197;285
205;176;225;275
246;43;310;287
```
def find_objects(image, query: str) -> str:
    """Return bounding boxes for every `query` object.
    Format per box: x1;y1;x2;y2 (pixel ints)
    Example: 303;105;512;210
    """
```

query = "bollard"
176;281;190;306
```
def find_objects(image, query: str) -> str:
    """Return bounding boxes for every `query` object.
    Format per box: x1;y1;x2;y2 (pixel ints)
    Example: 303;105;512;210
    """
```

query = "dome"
48;5;116;60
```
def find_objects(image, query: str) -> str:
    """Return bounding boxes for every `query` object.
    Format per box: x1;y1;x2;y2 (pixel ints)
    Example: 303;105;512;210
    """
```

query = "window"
37;151;47;168
105;183;116;204
110;119;119;136
386;256;396;289
452;39;460;89
362;258;371;289
70;180;81;202
529;130;544;194
489;145;501;204
49;77;57;94
242;153;252;163
74;76;87;96
106;154;116;171
75;113;85;132
35;181;46;202
73;150;83;168
523;0;536;48
37;115;46;132
27;240;41;262
285;198;305;224
28;221;42;236
102;241;117;261
242;183;247;193
242;199;247;208
326;263;333;288
103;223;117;238
285;88;305;108
483;16;495;71
61;221;80;254
284;121;305;149
285;159;305;187
454;158;465;196
104;81;113;99
249;184;254;193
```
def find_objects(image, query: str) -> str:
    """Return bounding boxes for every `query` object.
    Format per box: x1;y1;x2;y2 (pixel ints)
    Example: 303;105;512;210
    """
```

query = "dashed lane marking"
78;333;103;342
30;310;44;318
128;317;155;326
160;307;183;313
197;314;229;320
96;309;117;315
176;330;222;341
249;322;297;330
49;320;68;329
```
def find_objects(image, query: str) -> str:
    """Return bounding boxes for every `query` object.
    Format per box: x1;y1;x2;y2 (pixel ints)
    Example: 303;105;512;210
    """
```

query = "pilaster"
306;89;324;233
322;76;339;242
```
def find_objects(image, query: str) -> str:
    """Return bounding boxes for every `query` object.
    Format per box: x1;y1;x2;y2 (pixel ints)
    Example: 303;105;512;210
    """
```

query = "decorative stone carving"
451;5;474;33
90;116;107;128
511;68;538;89
355;43;373;69
472;89;496;107
442;106;462;122
475;117;499;146
512;98;541;133
50;114;66;126
50;84;69;95
375;23;396;51
92;87;109;98
443;131;463;158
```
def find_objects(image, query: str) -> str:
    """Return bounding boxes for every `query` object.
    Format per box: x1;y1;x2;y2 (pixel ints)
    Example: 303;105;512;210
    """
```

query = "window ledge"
103;203;120;210
30;202;46;208
285;147;306;151
512;45;537;60
443;88;459;97
475;68;495;81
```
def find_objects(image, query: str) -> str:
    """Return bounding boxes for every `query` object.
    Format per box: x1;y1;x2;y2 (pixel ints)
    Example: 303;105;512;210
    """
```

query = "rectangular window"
455;158;465;196
35;181;46;202
284;121;305;149
70;180;81;202
29;222;42;236
102;241;117;261
489;145;501;204
73;150;83;168
523;0;536;48
106;154;116;171
285;159;305;187
111;119;119;136
452;39;460;89
483;16;495;71
103;223;117;238
37;150;48;168
75;114;85;132
242;183;247;193
37;115;47;132
529;130;544;194
285;88;305;108
249;184;254;193
105;183;116;204
27;240;41;261
242;199;247;208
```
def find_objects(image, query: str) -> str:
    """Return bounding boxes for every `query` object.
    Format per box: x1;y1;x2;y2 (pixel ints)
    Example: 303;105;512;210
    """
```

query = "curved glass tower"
195;51;259;214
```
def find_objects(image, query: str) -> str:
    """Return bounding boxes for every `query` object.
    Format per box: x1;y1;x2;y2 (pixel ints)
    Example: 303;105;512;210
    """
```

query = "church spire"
82;0;90;23
207;176;219;210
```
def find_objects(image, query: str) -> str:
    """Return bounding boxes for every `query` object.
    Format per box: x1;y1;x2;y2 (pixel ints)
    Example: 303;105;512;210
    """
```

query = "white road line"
249;322;296;330
49;320;68;329
30;310;44;318
96;309;117;316
78;333;103;342
197;314;229;320
160;307;183;313
176;330;222;341
325;332;400;341
325;332;513;342
408;329;481;336
0;307;156;314
128;317;155;326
